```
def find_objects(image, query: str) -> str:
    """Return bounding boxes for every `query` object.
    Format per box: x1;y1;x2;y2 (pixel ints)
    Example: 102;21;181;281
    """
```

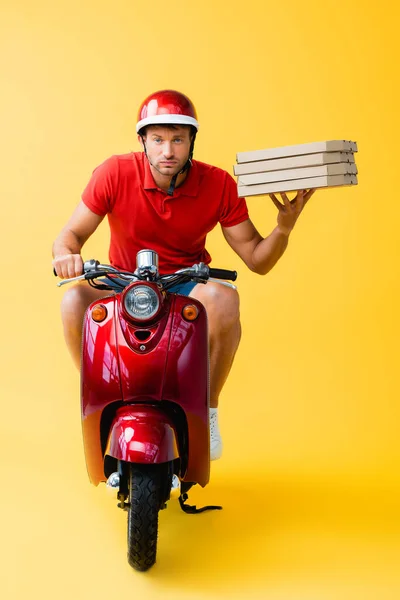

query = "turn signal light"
92;304;108;322
182;304;199;321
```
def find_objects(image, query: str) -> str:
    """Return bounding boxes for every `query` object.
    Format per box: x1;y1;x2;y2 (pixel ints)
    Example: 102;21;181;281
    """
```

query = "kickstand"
178;482;222;514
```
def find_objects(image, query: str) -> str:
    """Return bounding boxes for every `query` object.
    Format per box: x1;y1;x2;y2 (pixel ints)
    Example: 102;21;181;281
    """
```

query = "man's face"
139;125;192;176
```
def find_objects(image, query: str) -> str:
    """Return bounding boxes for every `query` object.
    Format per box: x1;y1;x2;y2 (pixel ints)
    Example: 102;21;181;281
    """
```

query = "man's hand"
52;254;83;279
269;188;316;236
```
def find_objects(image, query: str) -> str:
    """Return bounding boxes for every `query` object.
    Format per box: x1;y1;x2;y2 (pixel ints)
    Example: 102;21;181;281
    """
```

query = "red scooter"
56;250;237;571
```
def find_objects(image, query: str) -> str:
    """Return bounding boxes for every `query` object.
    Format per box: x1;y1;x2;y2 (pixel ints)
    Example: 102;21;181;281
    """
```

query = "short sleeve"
218;172;249;228
81;156;119;216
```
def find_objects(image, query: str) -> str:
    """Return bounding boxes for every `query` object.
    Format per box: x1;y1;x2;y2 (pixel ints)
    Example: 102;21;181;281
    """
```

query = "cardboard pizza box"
233;151;355;176
236;140;358;164
238;173;358;197
238;162;358;186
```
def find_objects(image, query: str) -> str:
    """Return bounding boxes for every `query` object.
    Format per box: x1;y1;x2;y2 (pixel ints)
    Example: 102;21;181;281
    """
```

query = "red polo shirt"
81;152;249;274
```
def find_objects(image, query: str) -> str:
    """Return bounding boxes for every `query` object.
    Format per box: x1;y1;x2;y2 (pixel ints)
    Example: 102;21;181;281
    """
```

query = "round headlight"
123;285;160;321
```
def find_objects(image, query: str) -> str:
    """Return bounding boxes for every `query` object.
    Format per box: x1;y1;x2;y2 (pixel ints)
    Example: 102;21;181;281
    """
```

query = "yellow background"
1;0;399;598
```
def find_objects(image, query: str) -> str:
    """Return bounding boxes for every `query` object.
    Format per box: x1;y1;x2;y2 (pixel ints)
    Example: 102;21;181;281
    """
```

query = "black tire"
127;462;171;571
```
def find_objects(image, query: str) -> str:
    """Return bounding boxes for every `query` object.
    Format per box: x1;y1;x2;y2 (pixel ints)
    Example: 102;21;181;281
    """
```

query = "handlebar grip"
208;268;237;282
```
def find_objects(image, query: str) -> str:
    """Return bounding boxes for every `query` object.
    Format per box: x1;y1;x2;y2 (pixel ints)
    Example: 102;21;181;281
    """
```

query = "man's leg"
60;282;115;370
188;282;241;460
189;281;241;408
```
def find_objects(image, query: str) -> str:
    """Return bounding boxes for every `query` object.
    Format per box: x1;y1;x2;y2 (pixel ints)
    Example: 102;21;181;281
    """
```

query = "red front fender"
105;405;179;464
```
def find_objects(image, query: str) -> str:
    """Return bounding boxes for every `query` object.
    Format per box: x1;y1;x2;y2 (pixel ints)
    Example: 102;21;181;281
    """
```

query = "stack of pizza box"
234;140;358;196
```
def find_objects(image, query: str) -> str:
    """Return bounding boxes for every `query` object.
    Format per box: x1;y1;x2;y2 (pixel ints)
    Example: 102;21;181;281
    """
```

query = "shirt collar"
143;153;200;197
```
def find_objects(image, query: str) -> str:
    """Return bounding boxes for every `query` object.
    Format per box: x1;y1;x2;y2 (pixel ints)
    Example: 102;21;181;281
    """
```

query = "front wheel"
127;462;172;571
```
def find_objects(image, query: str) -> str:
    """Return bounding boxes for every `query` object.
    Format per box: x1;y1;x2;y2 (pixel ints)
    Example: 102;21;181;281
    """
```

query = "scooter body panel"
162;294;210;486
81;295;121;485
115;292;173;402
81;289;210;487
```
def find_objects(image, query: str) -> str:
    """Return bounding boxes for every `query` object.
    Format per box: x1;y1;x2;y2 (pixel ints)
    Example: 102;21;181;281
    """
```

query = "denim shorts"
101;276;197;297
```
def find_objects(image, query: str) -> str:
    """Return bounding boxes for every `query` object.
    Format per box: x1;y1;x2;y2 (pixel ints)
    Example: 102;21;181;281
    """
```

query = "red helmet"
136;90;199;134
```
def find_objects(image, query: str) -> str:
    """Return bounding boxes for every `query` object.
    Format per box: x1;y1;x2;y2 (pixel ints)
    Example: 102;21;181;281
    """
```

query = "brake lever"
56;270;110;287
56;274;86;287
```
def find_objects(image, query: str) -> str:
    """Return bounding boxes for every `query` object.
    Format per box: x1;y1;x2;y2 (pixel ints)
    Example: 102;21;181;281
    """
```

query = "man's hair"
140;124;196;140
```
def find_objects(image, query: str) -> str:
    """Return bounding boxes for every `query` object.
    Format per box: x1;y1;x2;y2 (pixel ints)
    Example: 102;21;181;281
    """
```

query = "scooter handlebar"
53;261;238;283
208;268;237;282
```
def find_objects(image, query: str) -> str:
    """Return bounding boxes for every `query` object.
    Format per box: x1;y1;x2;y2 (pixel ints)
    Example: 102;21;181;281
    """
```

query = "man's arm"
222;219;290;275
222;188;316;275
52;201;105;278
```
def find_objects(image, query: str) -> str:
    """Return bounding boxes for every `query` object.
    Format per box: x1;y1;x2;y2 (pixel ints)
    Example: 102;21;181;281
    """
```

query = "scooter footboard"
105;404;179;464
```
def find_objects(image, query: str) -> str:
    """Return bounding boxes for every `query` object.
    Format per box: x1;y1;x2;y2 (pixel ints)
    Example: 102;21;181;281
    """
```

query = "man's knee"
192;283;240;331
60;284;98;327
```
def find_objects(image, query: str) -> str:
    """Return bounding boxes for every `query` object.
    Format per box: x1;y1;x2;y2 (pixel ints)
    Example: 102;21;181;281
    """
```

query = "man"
52;89;315;460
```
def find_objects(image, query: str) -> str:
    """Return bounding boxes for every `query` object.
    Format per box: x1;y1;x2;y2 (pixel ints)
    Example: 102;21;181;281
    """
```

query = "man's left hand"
269;188;316;236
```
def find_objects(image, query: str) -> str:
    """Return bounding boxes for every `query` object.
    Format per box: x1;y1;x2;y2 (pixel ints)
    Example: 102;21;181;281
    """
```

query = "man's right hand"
52;254;84;279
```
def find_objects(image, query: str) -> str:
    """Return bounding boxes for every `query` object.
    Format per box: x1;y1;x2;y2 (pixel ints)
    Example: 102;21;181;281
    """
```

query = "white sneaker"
171;474;180;490
209;408;223;460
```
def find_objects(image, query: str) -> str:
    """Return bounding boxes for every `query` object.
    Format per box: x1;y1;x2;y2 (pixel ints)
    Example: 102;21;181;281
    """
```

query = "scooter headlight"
123;285;160;321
